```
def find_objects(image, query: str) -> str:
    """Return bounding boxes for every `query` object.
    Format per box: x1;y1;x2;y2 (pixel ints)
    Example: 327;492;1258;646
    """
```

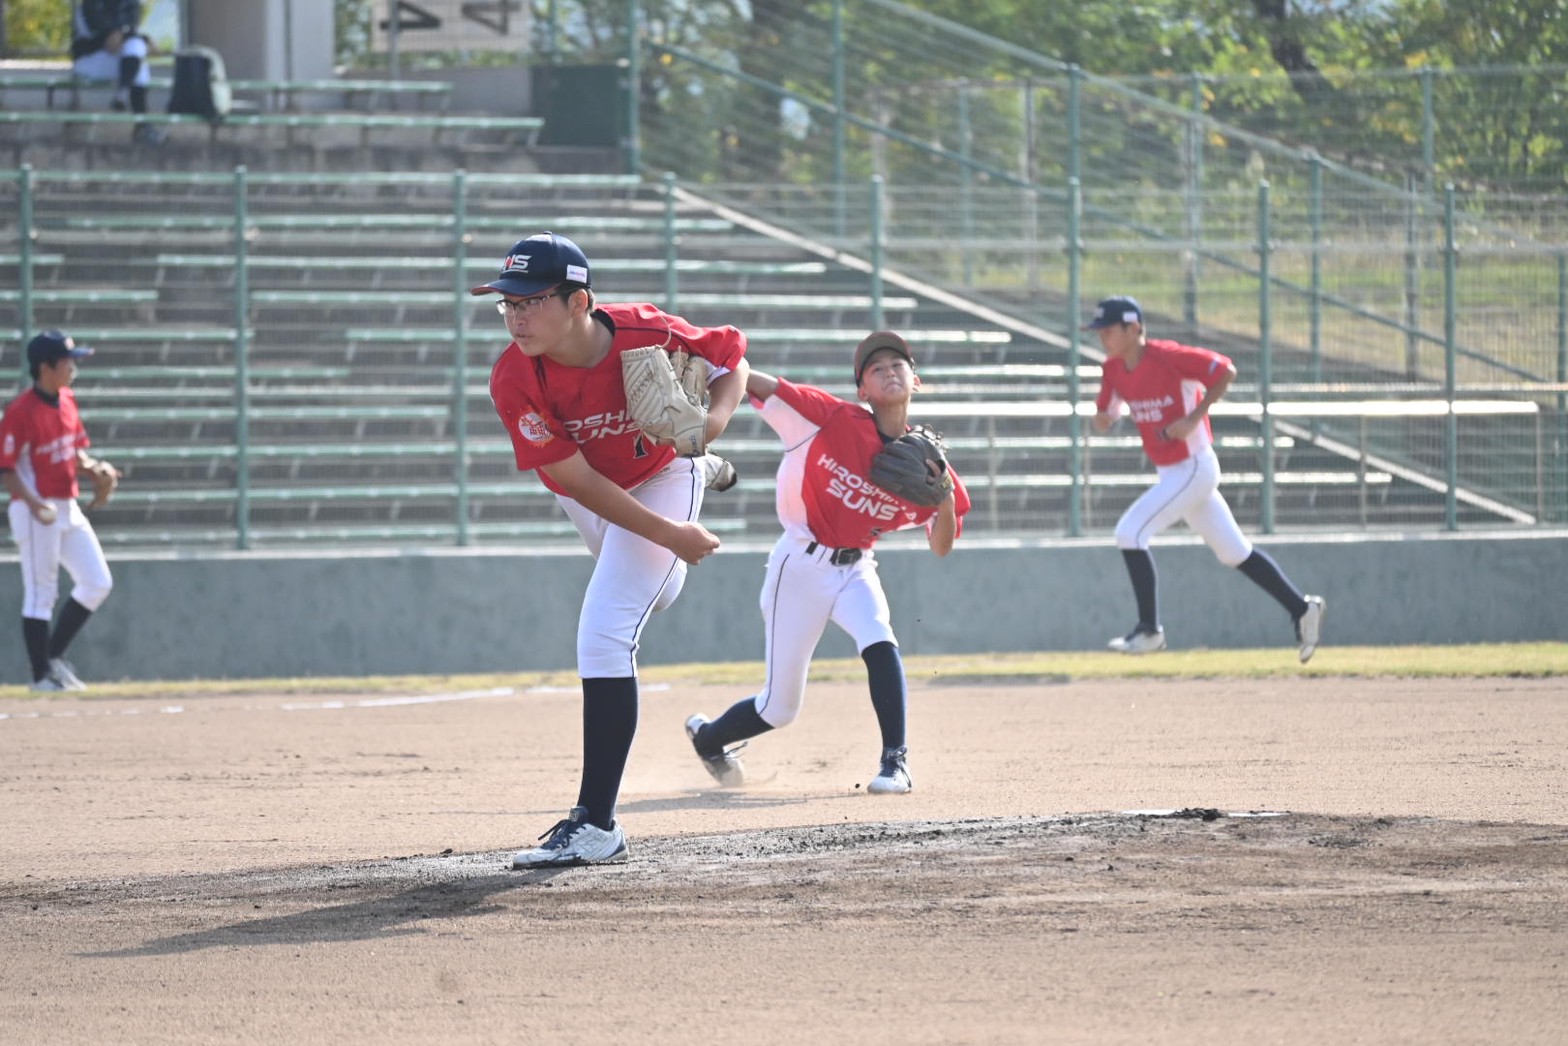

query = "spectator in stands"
71;1;165;145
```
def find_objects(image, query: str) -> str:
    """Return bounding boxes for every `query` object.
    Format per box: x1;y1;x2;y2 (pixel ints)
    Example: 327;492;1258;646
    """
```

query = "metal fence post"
452;168;471;546
958;81;974;287
623;0;641;176
232;166;251;551
1308;152;1323;385
1067;177;1084;537
1184;72;1204;328
1067;66;1082;189
831;0;847;238
869;175;884;330
662;172;679;311
17;165;33;384
1258;180;1275;534
1420;67;1436;196
1021;77;1039;294
1443;184;1458;531
1558;252;1567;524
1403;171;1422;380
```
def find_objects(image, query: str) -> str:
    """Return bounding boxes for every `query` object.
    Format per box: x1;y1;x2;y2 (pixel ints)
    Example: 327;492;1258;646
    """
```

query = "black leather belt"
805;541;862;566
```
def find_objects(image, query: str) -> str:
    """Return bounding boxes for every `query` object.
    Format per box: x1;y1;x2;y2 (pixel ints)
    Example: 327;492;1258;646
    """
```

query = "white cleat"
511;807;628;869
698;453;738;492
684;713;746;787
28;676;68;691
866;746;912;794
48;658;87;691
1107;626;1167;654
1296;595;1326;664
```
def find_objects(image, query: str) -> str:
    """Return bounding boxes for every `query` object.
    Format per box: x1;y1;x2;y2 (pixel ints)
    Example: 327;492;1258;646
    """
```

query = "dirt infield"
2;675;1565;1044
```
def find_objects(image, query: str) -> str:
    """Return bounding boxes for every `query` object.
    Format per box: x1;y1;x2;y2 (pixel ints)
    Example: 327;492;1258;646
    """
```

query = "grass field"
3;641;1562;701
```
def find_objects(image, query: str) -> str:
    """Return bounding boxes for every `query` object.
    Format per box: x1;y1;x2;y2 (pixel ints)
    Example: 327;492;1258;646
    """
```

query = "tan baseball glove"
621;346;710;457
84;459;120;510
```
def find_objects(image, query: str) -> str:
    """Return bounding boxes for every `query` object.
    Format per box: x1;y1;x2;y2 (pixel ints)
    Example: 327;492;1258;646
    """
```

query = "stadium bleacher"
0;147;1542;549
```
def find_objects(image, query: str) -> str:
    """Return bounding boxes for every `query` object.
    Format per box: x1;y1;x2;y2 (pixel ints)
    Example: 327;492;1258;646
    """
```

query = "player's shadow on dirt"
619;789;833;814
83;867;568;958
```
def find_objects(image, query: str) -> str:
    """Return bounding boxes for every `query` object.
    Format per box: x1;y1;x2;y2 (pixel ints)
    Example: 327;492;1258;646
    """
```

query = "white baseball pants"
751;534;896;729
73;35;152;85
8;498;114;619
1113;446;1253;567
558;456;708;678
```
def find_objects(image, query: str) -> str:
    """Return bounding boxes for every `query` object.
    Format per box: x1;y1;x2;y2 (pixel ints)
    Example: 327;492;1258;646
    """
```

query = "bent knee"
1113;524;1148;551
72;575;113;611
1213;541;1253;568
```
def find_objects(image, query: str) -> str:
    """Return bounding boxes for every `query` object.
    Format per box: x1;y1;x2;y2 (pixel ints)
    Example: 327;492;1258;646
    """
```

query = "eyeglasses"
495;292;565;317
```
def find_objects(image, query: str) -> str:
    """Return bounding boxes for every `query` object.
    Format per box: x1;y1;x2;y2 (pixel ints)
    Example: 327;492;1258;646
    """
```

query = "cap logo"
503;254;531;273
565;264;587;283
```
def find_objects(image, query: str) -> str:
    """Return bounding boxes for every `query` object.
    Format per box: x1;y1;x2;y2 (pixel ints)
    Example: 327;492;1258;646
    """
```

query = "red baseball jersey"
489;302;747;496
1095;338;1232;466
759;378;970;549
0;386;90;499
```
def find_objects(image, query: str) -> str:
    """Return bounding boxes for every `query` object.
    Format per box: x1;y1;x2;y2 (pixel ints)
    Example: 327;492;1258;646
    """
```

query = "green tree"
3;0;72;55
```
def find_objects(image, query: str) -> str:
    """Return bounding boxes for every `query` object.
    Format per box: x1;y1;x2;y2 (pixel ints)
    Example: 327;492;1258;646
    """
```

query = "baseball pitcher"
477;232;748;869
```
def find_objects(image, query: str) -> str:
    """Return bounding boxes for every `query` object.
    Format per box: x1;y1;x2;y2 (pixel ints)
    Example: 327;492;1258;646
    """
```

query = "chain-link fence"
2;166;1564;554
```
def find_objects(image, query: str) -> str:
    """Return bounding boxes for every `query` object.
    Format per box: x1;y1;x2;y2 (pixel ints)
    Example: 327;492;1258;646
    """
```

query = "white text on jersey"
817;452;900;522
564;410;639;442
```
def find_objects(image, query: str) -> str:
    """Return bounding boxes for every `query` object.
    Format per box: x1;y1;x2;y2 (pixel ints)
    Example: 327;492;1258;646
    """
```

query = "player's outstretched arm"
744;368;779;402
702;357;750;446
540;450;720;565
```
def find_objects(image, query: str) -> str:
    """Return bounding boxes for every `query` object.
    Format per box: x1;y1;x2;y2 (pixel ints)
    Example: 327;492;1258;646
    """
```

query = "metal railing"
3;165;1563;551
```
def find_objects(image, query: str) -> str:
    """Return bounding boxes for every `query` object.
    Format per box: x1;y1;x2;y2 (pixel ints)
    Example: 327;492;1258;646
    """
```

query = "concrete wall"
189;0;333;81
3;532;1564;683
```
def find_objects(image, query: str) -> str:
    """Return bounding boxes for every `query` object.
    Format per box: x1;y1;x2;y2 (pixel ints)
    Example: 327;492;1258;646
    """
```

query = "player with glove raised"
475;232;749;870
684;330;970;796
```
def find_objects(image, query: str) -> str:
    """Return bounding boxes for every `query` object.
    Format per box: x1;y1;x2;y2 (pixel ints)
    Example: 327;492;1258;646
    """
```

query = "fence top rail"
14;169;644;189
151;254;829;276
0;71;453;93
0;110;541;131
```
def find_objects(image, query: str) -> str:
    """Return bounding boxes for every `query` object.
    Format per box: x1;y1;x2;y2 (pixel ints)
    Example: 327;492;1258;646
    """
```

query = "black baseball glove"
869;425;954;507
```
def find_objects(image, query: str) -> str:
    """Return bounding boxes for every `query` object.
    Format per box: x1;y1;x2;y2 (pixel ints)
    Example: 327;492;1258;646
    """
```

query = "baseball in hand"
35;503;57;525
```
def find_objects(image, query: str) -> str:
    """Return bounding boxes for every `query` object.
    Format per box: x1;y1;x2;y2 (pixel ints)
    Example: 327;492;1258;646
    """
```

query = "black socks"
1236;550;1309;620
862;640;907;751
576;677;638;830
695;697;773;754
22;618;50;681
48;598;93;660
1120;548;1160;630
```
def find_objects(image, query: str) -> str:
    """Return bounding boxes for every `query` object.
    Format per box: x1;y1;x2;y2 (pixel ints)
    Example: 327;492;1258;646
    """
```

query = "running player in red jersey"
0;331;118;690
683;331;970;795
1085;295;1325;661
477;232;749;869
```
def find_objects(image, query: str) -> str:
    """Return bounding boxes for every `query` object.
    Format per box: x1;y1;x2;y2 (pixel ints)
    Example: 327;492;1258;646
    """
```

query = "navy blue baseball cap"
1081;296;1144;330
468;231;591;297
26;329;95;366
